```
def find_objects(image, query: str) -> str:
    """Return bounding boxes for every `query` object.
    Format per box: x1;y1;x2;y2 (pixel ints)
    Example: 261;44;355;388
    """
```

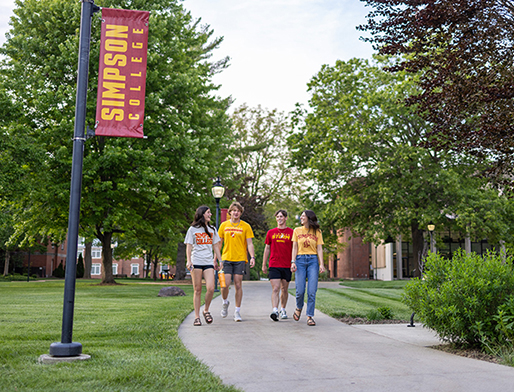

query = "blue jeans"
295;254;319;317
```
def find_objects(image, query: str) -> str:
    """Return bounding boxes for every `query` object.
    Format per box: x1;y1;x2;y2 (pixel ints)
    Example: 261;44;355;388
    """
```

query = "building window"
112;263;118;275
92;249;101;259
91;263;101;275
131;264;139;276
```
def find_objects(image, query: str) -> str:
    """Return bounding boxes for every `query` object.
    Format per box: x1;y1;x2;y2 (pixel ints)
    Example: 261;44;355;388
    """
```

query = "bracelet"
250;256;255;259
291;260;296;264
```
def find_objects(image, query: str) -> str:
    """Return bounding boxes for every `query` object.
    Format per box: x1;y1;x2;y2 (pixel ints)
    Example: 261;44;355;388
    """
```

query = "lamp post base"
49;342;83;357
39;353;91;364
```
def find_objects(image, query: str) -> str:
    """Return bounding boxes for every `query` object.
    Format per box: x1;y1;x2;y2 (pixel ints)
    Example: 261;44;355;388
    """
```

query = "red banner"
95;8;149;138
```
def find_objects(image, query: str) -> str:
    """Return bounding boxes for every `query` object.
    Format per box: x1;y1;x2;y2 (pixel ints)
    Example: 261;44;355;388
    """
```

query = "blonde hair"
228;201;244;216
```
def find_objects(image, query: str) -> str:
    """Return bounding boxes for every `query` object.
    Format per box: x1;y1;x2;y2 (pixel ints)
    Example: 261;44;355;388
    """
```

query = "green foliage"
228;104;302;237
403;250;514;347
53;262;65;279
366;307;394;321
77;253;85;279
1;273;32;282
377;306;394;320
288;56;514;268
0;0;233;283
0;281;236;391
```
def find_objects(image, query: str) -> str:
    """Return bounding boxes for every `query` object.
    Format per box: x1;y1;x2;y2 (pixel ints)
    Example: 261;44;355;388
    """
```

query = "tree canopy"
1;0;232;282
227;104;300;237
359;0;514;173
288;57;514;274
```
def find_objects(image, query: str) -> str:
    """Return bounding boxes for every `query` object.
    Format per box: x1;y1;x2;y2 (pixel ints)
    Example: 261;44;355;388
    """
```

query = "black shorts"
222;260;245;275
193;265;214;271
269;267;292;282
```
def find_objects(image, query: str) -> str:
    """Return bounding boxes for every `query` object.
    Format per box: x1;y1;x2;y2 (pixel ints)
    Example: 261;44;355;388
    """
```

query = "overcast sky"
0;0;374;114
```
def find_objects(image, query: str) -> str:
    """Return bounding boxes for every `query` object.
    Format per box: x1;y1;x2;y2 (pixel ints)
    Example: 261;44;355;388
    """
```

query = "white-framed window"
131;263;139;276
112;263;118;275
92;249;102;259
91;263;101;275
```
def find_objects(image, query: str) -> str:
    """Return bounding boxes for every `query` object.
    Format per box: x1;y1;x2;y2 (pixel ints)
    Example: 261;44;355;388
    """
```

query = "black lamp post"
211;177;225;292
48;0;99;358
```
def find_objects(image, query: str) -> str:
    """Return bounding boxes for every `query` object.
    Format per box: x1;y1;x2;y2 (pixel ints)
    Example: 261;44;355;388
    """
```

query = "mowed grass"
313;280;416;321
0;280;238;392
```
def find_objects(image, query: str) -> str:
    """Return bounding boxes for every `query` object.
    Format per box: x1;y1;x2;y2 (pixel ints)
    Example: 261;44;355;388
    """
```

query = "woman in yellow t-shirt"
291;210;325;326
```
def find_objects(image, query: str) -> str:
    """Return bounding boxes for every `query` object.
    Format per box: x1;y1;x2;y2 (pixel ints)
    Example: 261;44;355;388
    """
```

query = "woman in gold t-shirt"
291;210;325;326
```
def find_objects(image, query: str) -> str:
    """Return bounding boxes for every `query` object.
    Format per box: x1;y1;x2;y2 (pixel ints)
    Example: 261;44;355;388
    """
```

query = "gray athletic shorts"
222;260;245;275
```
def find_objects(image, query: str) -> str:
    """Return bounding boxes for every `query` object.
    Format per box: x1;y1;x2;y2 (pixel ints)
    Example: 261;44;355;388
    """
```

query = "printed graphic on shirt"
271;232;291;243
225;227;243;238
297;233;318;250
195;232;213;245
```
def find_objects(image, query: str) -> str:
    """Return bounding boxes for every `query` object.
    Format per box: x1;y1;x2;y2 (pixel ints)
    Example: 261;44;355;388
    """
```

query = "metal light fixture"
427;222;435;254
211;177;225;292
211;177;225;199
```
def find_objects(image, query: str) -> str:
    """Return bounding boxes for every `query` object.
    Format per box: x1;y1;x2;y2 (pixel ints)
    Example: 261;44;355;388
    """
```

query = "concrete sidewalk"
178;281;514;392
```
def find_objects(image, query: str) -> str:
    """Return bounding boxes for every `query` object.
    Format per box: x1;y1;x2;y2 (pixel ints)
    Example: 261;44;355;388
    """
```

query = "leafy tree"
227;104;301;237
1;0;232;283
288;57;514;275
359;0;514;173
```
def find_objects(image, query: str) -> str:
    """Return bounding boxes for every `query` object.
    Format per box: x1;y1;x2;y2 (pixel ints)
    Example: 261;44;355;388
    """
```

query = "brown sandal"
293;308;301;321
307;317;316;326
203;311;213;324
193;318;202;326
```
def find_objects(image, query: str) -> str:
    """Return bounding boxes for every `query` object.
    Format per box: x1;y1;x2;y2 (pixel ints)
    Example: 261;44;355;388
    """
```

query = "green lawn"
313;280;416;321
0;280;238;392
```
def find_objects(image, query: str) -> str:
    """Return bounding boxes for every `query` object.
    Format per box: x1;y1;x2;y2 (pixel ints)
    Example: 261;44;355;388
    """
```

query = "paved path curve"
179;281;514;392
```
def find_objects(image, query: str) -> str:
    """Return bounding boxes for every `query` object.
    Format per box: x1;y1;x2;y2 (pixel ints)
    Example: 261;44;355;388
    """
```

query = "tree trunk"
83;241;92;279
411;221;424;278
465;233;471;254
3;251;9;276
101;231;115;284
174;242;186;280
145;251;152;278
152;255;158;281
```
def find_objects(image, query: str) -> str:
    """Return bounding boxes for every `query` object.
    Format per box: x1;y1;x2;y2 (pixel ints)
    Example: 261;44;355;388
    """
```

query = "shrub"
76;253;85;278
53;262;65;278
367;306;394;321
403;250;514;347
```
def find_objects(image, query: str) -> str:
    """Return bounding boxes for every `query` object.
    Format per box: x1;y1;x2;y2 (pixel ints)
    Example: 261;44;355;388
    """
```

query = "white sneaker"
234;311;242;322
221;301;229;318
280;309;288;319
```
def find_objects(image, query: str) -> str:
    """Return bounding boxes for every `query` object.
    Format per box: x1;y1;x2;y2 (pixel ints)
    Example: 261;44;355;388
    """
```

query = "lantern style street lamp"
211;178;225;292
427;222;435;253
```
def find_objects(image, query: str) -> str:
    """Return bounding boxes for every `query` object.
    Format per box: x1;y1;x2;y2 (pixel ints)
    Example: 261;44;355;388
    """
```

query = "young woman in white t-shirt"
184;206;222;326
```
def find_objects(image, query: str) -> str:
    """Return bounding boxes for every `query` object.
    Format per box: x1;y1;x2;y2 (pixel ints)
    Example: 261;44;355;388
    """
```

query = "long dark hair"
303;210;320;234
191;205;215;237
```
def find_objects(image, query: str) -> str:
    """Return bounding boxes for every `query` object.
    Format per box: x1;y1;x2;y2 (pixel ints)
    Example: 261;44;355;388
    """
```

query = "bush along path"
404;249;514;367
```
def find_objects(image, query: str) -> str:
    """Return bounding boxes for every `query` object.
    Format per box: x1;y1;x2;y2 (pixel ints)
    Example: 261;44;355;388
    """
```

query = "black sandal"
203;311;213;324
193;318;202;326
307;317;316;326
293;308;301;321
